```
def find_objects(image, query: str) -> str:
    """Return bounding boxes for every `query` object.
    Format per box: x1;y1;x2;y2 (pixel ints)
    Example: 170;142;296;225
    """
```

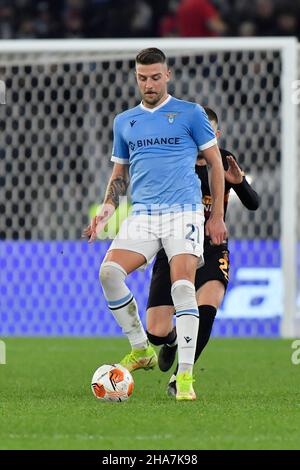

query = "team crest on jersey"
165;113;177;124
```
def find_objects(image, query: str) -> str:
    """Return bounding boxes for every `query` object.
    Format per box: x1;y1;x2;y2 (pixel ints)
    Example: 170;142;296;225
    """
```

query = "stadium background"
1;0;299;339
0;43;285;338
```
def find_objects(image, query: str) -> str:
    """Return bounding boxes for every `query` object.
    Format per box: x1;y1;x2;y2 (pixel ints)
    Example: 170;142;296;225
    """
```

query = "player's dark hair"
203;106;218;126
135;48;166;65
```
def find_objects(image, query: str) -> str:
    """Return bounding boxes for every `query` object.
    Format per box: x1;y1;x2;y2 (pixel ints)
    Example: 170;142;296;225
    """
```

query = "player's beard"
143;91;162;107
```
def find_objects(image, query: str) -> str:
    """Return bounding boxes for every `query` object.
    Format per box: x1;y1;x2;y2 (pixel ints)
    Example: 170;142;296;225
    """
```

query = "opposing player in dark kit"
146;107;260;396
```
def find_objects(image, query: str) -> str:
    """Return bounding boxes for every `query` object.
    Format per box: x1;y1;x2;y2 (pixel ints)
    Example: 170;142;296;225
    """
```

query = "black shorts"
147;242;230;309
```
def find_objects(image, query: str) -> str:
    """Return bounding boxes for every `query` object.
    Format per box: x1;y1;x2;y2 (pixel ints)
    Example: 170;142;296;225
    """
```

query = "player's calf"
100;261;148;349
147;328;178;372
171;280;199;375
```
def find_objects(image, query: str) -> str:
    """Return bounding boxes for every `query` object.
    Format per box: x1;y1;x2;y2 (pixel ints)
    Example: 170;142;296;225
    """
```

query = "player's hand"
225;155;244;184
205;215;227;245
82;203;115;243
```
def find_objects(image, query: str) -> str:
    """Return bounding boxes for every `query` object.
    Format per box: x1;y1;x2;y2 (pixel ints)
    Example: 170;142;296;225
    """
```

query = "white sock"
99;261;148;349
171;279;199;374
177;363;193;375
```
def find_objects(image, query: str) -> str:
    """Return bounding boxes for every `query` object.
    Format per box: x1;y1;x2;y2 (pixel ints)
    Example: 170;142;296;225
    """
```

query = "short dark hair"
203;106;218;126
135;48;167;65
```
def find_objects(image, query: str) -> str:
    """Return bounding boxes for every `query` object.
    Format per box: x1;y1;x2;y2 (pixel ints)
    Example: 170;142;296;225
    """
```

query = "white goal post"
0;37;298;337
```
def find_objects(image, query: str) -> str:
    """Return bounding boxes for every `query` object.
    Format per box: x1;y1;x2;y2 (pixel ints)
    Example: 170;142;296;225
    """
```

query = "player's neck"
141;93;170;110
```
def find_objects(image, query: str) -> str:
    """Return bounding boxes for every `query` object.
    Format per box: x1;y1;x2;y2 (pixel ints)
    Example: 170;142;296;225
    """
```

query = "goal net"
0;38;298;337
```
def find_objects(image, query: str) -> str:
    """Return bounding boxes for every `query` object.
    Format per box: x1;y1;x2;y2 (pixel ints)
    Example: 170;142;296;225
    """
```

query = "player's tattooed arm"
104;176;129;207
104;164;129;208
82;163;129;242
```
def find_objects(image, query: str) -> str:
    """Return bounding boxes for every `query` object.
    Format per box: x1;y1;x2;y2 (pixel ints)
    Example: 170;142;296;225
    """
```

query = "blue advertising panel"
0;240;282;337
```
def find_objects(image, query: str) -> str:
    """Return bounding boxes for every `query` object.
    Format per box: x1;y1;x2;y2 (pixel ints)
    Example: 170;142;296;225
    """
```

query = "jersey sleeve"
111;115;130;164
191;104;217;151
231;177;260;210
221;149;260;210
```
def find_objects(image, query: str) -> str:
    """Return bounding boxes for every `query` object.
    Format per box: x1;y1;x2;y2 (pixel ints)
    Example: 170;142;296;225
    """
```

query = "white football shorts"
107;210;205;267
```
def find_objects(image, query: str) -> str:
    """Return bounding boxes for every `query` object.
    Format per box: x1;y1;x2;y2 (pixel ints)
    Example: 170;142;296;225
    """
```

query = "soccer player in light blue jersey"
83;48;227;401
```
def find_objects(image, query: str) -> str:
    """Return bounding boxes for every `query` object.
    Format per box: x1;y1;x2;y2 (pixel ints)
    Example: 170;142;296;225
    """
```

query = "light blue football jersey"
111;95;217;214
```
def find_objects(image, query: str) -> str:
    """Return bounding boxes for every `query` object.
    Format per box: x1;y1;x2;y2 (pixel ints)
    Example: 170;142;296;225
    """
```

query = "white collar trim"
140;94;172;113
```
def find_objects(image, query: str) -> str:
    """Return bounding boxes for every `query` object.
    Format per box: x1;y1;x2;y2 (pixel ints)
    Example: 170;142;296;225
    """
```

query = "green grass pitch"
0;338;299;450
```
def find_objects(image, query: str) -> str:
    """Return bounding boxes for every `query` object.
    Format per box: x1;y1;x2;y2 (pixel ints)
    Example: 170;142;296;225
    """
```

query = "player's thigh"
105;214;160;273
195;242;229;307
196;280;225;309
169;253;198;284
146;306;175;336
104;249;146;274
163;210;205;283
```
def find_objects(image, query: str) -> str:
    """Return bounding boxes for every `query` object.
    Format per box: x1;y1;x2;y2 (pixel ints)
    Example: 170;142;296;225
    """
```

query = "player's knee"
171;279;197;311
99;262;112;287
99;261;127;289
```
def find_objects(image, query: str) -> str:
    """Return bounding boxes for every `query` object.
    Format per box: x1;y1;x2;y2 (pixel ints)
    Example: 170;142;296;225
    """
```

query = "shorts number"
219;250;229;281
186;223;200;244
